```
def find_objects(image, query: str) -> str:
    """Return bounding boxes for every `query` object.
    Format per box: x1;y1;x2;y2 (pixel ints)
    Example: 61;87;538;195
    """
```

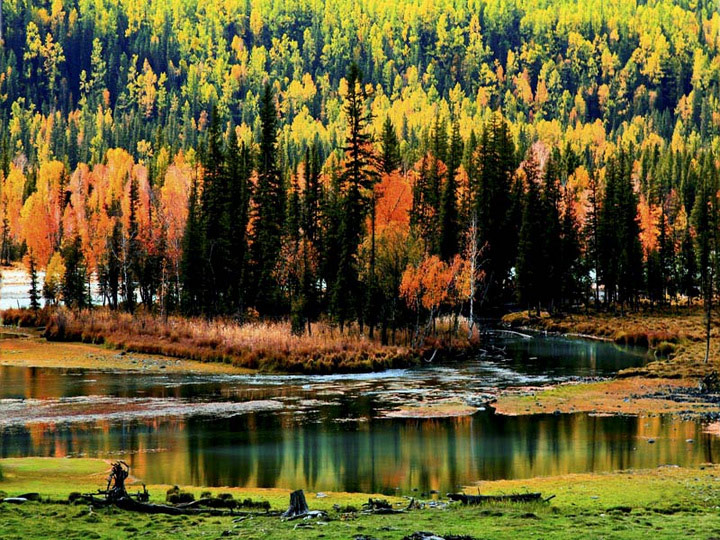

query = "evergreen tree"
27;252;40;311
559;188;583;307
180;172;204;315
123;176;140;312
331;63;378;330
475;113;517;306
541;151;563;310
691;154;719;363
615;150;644;308
515;153;545;314
380;116;401;174
439;119;462;261
200;109;233;315
226;130;252;314
249;84;286;315
679;226;698;304
62;235;88;309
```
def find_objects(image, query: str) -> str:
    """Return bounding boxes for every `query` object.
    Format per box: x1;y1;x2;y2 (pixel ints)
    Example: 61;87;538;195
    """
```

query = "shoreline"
2;457;720;539
491;308;720;419
0;334;253;375
1;308;487;375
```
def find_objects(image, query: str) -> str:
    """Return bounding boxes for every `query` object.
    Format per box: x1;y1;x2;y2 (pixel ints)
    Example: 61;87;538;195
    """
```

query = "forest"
1;0;720;341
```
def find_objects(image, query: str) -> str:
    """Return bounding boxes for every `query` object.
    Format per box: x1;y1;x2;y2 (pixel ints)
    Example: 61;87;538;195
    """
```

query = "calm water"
1;334;716;494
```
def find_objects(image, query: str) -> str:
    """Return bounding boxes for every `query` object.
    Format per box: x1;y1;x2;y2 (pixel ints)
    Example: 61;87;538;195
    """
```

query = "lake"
1;334;716;494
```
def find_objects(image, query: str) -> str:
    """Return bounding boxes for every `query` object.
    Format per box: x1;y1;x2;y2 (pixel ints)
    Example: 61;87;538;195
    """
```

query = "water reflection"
0;410;715;494
0;335;702;494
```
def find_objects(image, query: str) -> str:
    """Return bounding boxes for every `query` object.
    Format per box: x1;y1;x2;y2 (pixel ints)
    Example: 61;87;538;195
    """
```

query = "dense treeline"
2;0;720;341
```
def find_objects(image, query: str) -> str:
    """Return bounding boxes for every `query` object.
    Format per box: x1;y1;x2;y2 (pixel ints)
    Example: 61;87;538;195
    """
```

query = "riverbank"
0;335;253;374
2;457;720;539
0;308;479;375
491;307;720;418
501;307;714;377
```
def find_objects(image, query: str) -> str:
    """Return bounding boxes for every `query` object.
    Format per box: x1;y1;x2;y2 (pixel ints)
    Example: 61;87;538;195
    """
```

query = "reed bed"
1;308;477;374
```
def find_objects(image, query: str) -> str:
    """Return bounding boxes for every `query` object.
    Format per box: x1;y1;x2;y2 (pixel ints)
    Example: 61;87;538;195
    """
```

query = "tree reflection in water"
1;409;717;494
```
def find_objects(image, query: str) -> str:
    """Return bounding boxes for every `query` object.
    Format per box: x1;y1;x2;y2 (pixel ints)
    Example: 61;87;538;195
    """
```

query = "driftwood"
447;492;547;505
362;497;405;514
78;461;239;516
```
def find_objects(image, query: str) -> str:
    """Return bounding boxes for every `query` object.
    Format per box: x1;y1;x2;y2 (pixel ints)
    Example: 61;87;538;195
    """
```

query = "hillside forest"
1;0;720;340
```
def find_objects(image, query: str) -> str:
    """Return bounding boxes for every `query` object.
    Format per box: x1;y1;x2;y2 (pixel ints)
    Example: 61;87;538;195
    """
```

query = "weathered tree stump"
106;461;130;501
282;490;310;519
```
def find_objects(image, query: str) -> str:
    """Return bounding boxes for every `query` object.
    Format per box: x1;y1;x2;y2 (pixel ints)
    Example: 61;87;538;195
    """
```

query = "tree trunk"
282;490;309;519
705;270;713;364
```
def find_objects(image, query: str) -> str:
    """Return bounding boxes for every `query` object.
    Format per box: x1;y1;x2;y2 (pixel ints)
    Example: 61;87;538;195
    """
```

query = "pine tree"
679;225;698;304
515;152;545;315
559;188;583;308
27;252;40;311
380;116;401;174
691;154;719;363
541;151;563;311
475;113;517;306
123;176;140;312
439;119;462;261
200;109;233;315
226;130;252;314
180;172;204;315
615;149;643;308
331;63;378;330
62;235;88;309
249;84;286;315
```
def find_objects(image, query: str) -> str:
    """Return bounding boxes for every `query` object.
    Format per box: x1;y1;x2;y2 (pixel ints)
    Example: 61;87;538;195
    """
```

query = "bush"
654;341;677;358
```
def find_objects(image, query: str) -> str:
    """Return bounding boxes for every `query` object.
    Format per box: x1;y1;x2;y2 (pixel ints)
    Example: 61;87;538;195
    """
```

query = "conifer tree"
515;152;545;314
250;84;286;315
124;176;140;312
62;235;88;309
200;110;232;315
226;130;252;314
380;116;401;174
27;252;40;311
476;113;516;305
331;63;378;330
541;151;563;310
439;119;461;261
559;188;583;307
180;173;204;315
692;154;719;363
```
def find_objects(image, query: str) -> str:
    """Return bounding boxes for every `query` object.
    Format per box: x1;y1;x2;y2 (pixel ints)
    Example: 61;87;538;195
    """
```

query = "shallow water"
1;333;715;494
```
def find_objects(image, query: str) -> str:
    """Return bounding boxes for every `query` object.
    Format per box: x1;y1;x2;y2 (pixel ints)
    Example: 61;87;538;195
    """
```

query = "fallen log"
115;496;233;515
447;492;545;505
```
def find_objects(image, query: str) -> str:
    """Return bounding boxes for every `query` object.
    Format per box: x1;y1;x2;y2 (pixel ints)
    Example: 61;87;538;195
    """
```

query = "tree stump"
282;490;310;519
106;461;130;502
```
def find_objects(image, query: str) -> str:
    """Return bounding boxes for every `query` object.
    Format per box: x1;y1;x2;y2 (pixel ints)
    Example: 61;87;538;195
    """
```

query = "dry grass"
493;376;719;416
1;307;50;327
502;306;719;377
2;308;477;374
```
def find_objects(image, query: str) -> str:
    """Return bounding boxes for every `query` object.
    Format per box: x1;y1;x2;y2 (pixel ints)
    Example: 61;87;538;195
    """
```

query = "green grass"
3;458;720;538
